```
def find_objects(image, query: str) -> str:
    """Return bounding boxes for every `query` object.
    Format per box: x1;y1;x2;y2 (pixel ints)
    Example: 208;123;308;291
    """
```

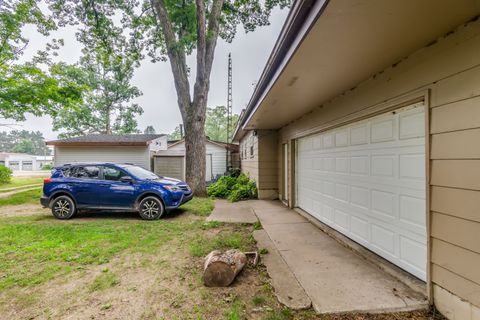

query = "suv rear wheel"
138;196;164;220
51;195;76;220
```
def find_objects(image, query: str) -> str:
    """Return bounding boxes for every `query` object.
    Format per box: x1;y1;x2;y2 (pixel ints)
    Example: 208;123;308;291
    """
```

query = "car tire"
138;196;164;220
51;195;76;220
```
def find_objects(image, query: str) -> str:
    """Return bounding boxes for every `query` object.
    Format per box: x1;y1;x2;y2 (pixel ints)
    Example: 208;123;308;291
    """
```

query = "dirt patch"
0;203;49;217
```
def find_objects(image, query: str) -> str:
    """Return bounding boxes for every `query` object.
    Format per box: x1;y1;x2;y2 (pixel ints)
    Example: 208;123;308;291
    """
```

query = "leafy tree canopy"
0;0;85;121
50;0;144;138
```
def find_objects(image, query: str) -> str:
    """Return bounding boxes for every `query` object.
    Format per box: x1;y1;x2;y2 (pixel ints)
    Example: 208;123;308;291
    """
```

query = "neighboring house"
46;134;167;169
233;1;480;319
0;152;38;171
153;139;239;181
35;156;54;170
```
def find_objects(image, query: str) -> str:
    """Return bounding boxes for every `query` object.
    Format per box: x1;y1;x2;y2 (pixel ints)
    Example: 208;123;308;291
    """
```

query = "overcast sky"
7;8;289;140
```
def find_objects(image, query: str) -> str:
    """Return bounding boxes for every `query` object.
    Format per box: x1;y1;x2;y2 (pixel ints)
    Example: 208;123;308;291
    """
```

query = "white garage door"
296;103;426;280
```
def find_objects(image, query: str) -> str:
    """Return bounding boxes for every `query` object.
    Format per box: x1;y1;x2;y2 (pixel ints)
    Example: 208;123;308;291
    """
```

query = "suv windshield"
125;165;160;180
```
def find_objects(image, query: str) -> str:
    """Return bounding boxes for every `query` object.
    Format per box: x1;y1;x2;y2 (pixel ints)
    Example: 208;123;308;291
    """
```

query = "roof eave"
237;0;328;132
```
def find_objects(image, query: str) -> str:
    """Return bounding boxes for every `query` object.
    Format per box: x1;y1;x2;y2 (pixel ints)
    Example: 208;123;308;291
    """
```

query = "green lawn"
0;197;444;320
0;188;42;207
0;176;45;190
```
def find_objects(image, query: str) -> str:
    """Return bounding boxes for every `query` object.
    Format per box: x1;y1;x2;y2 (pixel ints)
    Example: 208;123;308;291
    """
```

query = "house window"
250;146;254;158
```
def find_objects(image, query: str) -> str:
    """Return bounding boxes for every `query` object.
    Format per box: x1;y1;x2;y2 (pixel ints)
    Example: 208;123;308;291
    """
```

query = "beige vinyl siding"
240;131;259;183
276;18;480;310
239;130;278;199
54;146;151;169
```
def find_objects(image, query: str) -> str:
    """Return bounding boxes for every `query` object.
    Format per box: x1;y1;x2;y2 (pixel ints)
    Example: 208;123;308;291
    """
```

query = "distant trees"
205;106;239;142
167;106;239;142
144;126;156;134
0;130;51;155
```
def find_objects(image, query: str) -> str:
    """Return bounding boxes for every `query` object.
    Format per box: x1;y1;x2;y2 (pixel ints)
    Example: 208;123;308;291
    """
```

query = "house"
35;156;54;170
0;152;38;171
46;134;167;169
233;1;480;319
153;139;239;181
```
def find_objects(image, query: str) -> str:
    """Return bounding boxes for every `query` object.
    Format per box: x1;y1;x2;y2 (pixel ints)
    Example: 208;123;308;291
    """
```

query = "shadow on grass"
67;208;189;221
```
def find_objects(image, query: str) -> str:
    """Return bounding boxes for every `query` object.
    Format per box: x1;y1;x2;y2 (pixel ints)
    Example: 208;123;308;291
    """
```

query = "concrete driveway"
209;199;428;314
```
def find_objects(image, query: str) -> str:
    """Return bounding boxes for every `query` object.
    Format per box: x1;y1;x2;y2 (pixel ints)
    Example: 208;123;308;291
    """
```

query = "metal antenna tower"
226;53;233;144
226;53;233;171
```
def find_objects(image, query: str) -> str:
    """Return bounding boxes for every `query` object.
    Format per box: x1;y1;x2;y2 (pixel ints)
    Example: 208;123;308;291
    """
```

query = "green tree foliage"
49;1;143;138
205;106;239;142
144;126;156;134
168;126;183;140
0;130;51;155
0;0;84;121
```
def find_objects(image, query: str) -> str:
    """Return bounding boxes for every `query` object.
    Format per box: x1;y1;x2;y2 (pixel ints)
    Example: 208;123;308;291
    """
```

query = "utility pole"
226;53;233;171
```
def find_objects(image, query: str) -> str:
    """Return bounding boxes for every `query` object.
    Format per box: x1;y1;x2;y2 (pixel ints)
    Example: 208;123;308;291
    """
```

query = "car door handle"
99;184;110;187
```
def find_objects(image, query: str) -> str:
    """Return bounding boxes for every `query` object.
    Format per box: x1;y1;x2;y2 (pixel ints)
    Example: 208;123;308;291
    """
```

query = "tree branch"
205;0;224;77
150;0;191;122
192;0;207;113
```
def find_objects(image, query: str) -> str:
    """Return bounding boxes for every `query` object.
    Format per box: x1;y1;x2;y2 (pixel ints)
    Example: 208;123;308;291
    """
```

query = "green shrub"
41;163;53;170
207;173;257;202
0;165;12;184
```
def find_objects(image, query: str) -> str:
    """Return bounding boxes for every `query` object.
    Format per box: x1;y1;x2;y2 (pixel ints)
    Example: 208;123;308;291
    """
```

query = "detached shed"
153;139;239;181
46;134;167;169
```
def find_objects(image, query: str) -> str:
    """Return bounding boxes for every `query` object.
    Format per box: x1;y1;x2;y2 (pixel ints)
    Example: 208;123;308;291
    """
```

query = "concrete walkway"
207;199;258;223
248;200;428;314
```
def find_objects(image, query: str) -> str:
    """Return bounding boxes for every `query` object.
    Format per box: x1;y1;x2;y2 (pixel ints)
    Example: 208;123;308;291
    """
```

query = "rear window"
69;166;101;179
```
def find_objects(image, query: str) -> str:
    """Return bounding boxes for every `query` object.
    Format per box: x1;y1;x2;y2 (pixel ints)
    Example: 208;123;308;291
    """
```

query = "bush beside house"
0;165;13;184
207;173;257;202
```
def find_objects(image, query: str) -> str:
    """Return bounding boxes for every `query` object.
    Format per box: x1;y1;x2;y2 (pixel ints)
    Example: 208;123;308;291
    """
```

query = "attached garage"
233;0;480;317
296;103;426;280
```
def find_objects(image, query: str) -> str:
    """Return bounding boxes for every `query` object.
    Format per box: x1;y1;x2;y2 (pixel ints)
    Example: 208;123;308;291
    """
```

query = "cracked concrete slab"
253;229;311;310
251;200;428;314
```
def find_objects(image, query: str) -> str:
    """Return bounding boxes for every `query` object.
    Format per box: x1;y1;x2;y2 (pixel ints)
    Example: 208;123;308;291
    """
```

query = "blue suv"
40;163;193;220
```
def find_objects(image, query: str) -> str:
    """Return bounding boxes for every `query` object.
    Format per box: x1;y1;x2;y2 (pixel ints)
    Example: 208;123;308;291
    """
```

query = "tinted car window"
103;166;129;181
124;165;159;180
71;166;100;179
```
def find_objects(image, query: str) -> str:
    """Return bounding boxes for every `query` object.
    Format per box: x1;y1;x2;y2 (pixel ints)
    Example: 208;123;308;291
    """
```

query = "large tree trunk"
203;249;247;287
151;0;224;196
184;103;207;196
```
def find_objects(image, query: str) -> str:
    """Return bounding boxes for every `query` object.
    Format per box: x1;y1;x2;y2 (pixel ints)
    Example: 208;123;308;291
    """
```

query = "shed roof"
46;134;164;146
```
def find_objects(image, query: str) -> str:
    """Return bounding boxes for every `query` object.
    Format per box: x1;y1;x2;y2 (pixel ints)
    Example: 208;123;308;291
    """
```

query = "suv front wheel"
138;196;164;220
51;195;76;220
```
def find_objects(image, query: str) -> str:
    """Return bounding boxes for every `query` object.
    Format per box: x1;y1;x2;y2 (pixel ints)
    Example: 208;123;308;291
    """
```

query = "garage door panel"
297;103;426;280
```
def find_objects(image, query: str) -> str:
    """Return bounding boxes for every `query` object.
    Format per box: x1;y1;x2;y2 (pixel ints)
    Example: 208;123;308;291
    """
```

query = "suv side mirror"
120;176;134;184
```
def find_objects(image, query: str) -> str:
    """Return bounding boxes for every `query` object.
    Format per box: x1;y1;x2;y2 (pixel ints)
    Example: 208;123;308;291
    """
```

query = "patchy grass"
189;230;254;257
180;196;215;216
0;176;44;190
89;272;120;292
0;188;41;207
0;198;446;320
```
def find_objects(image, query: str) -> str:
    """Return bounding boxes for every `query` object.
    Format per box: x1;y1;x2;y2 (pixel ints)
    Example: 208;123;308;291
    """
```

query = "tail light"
43;178;53;184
